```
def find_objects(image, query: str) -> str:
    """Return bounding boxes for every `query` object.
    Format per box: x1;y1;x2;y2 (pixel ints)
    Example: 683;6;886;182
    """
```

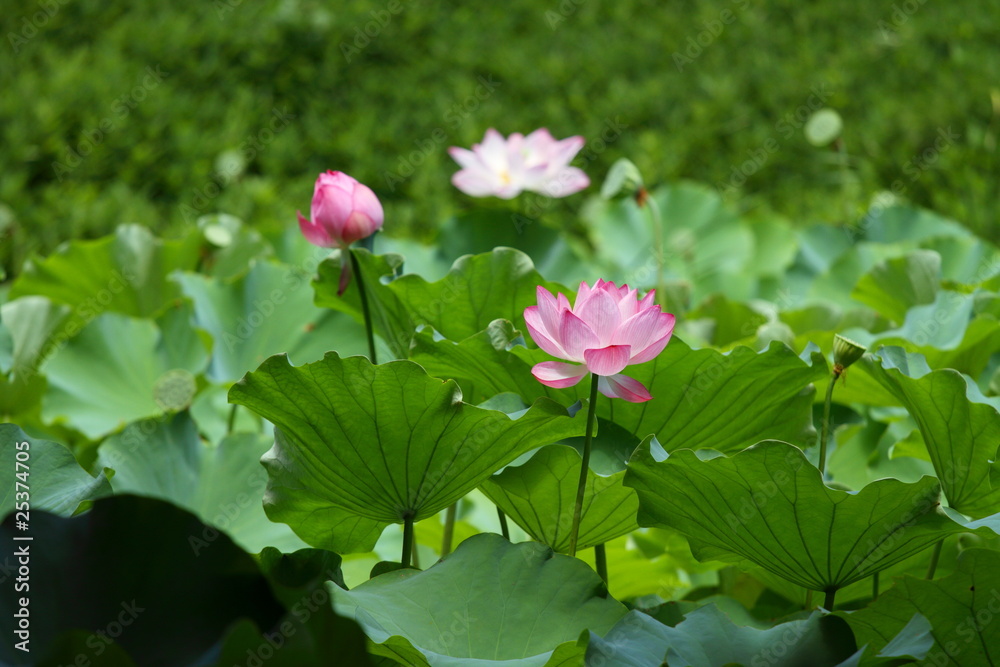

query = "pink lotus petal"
558;309;600;361
598;374;653;402
627;314;676;364
452;170;504;198
613;308;673;350
532;361;588;388
574;287;622;344
297;211;334;248
535;287;562;337
584;345;632;376
524;306;567;358
548;135;586;168
448;146;480;169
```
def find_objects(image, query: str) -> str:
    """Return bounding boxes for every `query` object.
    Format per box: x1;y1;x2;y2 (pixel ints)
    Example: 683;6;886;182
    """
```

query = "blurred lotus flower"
297;170;383;294
524;280;675;402
449;128;590;199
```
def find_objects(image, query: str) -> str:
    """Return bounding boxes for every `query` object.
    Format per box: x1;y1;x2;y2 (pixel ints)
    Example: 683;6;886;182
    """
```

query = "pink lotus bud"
448;128;590;199
297;171;384;295
524;280;675;402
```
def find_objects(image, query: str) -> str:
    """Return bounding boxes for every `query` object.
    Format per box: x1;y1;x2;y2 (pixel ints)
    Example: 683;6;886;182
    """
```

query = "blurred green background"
2;0;998;277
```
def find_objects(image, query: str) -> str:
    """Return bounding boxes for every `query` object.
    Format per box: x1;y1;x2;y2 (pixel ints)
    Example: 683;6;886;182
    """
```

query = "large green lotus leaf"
417;327;825;454
0;296;70;381
175;259;368;382
479;445;638;554
194;213;275;279
840;548;1000;666
0;496;287;667
96;412;307;554
313;248;415;359
228;353;585;551
808;242;909;309
388;247;569;343
9;223;200;318
624;439;985;593
40;305;209;439
862;347;1000;518
582;606;862;667
858;205;973;244
0;424;111;517
683;294;768;348
850;250;941;323
333;533;626;666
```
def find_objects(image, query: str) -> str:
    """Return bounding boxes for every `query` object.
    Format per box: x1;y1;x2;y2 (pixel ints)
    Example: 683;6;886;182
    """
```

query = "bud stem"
349;249;378;364
569;374;600;557
497;507;510;540
818;372;839;477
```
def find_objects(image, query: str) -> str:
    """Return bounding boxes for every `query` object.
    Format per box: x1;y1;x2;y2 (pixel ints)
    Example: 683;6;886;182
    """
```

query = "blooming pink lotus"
297;170;384;294
524;280;675;402
448;128;590;199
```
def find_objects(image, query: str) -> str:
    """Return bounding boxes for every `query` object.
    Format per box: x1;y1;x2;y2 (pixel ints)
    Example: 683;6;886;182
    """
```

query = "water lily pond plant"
2;132;1000;666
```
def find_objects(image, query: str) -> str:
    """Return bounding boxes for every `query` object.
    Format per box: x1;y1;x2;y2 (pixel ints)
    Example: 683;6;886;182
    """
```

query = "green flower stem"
824;587;837;611
926;540;943;579
497;507;510;540
818;372;840;477
349;248;378;364
872;572;879;601
804;589;813;610
594;543;608;584
441;502;457;556
401;512;414;568
226;404;238;435
569;374;600;557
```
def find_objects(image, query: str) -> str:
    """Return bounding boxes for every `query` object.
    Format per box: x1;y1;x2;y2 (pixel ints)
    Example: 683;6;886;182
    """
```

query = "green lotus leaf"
0;424;112;517
840;548;1000;666
862;347;1000;518
175;259;369;382
228;353;585;552
40;304;209;439
624;439;991;594
480;444;639;554
96;411;307;554
9;223;200;319
850;250;941;323
333;533;626;666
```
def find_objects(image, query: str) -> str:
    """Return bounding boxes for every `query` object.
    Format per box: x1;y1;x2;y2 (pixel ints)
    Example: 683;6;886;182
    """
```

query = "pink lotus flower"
297;170;384;294
524;280;675;402
448;128;590;199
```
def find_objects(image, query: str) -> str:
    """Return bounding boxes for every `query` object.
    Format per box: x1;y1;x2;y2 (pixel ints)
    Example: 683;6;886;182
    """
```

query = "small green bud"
833;334;866;369
600;158;644;201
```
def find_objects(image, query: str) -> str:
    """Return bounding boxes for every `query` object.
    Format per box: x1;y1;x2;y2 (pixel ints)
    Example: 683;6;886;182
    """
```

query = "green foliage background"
2;0;998;277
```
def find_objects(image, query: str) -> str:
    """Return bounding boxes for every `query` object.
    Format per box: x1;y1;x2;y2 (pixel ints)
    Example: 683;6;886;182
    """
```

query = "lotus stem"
401;512;414;568
926;540;943;579
818;371;840;477
824;587;837;611
441;502;457;556
497;507;510;540
350;249;377;364
569;374;600;557
594;543;608;584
